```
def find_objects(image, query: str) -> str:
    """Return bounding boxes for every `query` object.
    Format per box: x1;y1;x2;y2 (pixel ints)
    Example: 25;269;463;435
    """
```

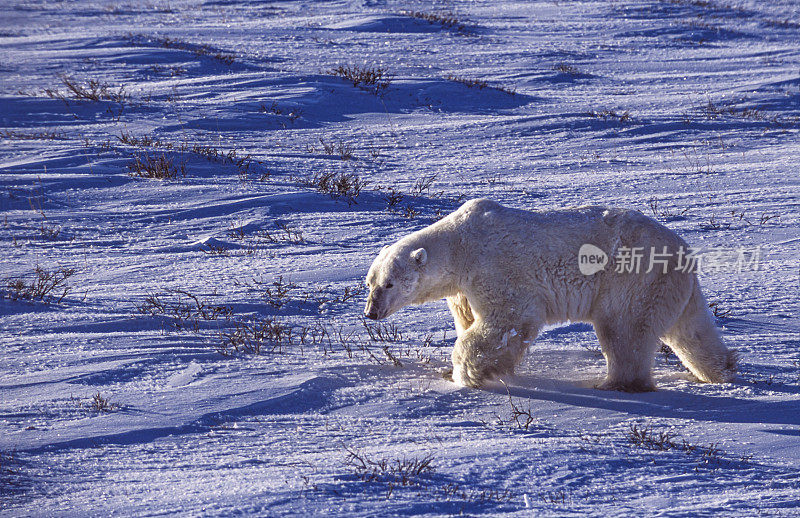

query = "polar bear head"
364;244;428;320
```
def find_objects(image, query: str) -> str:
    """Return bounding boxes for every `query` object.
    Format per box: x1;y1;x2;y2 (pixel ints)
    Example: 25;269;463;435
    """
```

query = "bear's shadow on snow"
493;376;800;427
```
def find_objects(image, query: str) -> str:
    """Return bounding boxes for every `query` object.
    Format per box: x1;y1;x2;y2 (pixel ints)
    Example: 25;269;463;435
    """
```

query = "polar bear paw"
451;362;502;388
596;377;656;393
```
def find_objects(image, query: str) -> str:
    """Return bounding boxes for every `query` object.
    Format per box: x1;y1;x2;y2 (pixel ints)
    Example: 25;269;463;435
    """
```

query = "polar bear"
364;198;736;392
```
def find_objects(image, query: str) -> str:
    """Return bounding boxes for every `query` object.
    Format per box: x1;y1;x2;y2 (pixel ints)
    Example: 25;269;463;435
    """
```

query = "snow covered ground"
1;0;799;515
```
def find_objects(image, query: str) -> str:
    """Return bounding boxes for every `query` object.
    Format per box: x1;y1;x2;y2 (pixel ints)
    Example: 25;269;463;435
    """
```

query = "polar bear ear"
411;247;427;266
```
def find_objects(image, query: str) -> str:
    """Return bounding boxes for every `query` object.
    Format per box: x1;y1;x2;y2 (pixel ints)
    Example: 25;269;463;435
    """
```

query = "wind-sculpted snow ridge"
1;0;799;515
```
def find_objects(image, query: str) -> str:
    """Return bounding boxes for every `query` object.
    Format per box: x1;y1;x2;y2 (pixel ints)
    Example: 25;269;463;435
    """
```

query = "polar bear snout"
364;292;382;320
364;287;397;320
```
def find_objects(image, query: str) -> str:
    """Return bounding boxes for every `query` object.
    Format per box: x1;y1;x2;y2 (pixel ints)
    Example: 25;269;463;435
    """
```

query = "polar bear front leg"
446;293;474;338
450;320;528;388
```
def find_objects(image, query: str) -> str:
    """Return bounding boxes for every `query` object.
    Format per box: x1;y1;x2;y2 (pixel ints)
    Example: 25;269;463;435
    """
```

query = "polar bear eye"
385;282;394;289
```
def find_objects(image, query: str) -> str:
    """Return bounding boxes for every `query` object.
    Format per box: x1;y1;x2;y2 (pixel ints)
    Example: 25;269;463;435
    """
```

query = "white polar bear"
364;198;736;392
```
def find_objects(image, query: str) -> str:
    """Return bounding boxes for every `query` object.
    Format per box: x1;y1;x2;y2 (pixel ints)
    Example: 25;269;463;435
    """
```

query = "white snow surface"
1;0;800;516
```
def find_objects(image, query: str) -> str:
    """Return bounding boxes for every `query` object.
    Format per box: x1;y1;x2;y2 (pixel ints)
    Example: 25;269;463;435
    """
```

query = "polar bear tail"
662;279;737;383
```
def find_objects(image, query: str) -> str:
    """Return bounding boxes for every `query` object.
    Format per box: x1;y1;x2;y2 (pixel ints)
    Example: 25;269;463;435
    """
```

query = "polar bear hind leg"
591;270;689;392
661;281;737;383
593;317;661;392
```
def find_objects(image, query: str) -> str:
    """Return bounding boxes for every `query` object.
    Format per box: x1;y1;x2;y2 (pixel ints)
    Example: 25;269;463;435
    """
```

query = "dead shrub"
218;317;293;355
445;75;515;95
4;266;75;303
0;130;66;141
362;319;404;343
628;423;721;464
45;75;127;103
305;171;366;204
137;288;232;332
319;138;355;160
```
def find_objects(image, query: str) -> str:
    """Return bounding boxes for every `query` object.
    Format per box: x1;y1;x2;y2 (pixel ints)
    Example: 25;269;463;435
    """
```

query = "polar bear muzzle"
364;292;380;320
364;285;399;320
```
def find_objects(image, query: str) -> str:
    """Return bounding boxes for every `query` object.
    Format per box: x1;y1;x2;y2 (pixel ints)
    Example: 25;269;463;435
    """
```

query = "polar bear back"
449;198;685;261
430;198;690;324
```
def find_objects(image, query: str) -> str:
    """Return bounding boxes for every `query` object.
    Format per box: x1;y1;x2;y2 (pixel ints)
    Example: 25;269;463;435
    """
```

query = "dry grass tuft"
91;392;116;413
399;10;466;31
117;132;256;180
345;446;434;486
128;34;236;65
362;319;404;343
446;75;488;89
1;130;66;141
698;98;798;127
446;75;515;95
127;153;186;180
553;63;581;75
330;65;391;95
483;381;536;431
588;109;631;122
137;289;233;330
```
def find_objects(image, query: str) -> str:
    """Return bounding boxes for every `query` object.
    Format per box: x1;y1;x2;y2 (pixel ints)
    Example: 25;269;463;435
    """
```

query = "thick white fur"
364;198;736;392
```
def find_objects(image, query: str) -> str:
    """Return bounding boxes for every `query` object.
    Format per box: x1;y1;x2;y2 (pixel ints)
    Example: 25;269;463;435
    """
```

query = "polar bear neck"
400;225;462;305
